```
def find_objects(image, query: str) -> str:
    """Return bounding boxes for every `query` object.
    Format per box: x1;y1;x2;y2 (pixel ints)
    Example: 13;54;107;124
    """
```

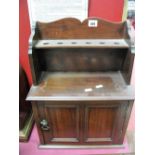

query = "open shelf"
29;18;134;86
27;71;134;101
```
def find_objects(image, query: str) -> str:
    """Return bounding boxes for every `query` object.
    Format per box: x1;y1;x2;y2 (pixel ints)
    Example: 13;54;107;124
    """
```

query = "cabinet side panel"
29;49;41;85
31;102;45;144
119;101;134;143
121;50;135;84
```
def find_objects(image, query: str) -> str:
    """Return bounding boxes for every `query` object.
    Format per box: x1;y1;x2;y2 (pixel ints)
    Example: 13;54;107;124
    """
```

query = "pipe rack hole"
43;42;49;45
99;42;105;44
57;42;63;44
114;42;119;45
86;42;91;44
71;42;77;44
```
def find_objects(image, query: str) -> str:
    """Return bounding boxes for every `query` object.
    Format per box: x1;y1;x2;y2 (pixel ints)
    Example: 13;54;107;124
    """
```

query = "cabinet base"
39;144;125;149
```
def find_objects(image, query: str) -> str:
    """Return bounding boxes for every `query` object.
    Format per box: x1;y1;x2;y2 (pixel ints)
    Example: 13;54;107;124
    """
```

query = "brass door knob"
40;119;50;131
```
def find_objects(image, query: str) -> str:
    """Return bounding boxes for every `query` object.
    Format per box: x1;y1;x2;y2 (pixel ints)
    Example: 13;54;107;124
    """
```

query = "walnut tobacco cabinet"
27;18;135;148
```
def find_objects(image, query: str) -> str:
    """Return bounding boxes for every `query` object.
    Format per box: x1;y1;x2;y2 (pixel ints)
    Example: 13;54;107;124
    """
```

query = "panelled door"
83;101;129;144
38;102;82;144
36;101;130;145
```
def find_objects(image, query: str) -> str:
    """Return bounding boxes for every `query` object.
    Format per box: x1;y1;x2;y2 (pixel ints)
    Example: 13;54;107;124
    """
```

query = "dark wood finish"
84;103;121;144
27;18;135;146
31;101;133;145
27;72;134;101
37;48;127;72
29;47;41;85
35;18;127;39
122;49;135;84
29;18;133;85
119;101;134;143
41;103;81;144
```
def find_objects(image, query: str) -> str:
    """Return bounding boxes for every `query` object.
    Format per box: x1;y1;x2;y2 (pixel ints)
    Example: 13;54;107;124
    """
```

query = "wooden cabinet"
31;101;133;146
27;18;134;148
